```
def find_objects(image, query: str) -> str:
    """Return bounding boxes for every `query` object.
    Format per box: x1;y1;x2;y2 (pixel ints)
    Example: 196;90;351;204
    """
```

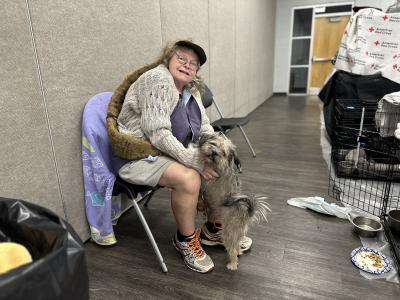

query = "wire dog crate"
328;98;400;274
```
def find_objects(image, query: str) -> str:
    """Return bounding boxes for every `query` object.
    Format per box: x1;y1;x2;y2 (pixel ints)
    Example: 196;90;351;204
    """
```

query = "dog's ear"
199;133;213;146
228;148;242;173
234;156;242;173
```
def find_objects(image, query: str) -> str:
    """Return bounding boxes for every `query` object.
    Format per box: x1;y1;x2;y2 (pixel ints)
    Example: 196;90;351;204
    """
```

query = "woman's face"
168;48;199;92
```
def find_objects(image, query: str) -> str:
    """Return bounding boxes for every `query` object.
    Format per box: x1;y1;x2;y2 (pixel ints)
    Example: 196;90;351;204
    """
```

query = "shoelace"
187;231;204;258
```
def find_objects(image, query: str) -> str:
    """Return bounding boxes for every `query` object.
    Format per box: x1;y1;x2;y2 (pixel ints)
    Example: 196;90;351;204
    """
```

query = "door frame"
287;2;354;96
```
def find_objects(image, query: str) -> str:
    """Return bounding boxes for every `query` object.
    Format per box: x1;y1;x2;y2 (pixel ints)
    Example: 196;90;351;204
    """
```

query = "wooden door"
310;16;350;91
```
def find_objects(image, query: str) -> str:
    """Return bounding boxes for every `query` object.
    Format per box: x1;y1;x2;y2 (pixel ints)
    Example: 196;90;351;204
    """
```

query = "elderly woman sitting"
112;40;251;273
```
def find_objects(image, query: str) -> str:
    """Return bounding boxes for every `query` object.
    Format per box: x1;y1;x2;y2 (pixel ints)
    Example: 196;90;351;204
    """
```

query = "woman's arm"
193;90;214;136
140;78;204;172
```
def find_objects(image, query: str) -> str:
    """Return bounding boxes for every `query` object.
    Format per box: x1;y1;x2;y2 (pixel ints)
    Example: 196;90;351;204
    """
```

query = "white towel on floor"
287;196;351;219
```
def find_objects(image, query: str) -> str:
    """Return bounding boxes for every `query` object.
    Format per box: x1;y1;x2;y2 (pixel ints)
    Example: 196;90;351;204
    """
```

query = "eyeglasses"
174;52;200;71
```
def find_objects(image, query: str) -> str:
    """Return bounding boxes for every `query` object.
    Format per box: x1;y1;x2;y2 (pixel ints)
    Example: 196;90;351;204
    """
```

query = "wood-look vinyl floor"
85;95;400;299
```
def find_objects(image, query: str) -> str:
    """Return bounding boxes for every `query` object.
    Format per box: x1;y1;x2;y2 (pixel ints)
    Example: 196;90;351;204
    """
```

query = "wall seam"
24;0;68;220
234;0;237;117
208;0;211;88
159;0;164;46
207;0;212;120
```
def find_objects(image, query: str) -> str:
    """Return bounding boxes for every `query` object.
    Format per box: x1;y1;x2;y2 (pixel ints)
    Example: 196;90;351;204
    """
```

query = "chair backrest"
82;92;127;175
199;85;257;157
201;84;226;119
201;84;214;109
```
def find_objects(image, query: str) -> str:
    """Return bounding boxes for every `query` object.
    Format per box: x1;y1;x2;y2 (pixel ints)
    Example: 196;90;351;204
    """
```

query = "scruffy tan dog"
198;132;270;270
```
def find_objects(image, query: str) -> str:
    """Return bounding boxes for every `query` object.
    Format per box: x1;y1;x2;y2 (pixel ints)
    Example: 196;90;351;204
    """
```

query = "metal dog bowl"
338;161;356;176
388;210;400;233
350;216;382;238
335;149;349;161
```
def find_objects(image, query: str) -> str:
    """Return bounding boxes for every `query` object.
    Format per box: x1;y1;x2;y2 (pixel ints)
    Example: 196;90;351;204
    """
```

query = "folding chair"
82;92;167;273
201;85;256;157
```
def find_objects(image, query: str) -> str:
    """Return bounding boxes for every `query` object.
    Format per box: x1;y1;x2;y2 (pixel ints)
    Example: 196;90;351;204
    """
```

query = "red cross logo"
394;64;398;70
374;40;380;46
383;15;388;21
369;26;375;32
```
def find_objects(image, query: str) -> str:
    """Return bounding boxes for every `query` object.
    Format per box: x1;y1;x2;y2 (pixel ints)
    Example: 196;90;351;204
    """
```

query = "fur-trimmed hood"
107;63;205;161
107;62;162;160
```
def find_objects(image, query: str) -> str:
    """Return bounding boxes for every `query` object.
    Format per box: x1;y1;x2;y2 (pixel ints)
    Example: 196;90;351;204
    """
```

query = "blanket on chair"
82;92;128;245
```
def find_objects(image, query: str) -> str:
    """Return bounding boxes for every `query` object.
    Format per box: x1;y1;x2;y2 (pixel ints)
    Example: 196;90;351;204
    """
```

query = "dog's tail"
223;194;271;223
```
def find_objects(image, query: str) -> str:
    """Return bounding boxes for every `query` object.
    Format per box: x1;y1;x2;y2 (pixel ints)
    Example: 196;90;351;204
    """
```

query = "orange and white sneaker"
173;229;214;273
200;224;253;253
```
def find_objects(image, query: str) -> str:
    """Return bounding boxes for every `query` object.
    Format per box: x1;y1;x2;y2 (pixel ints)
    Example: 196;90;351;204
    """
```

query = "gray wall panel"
209;0;236;120
0;0;64;216
2;0;276;241
236;0;275;115
28;0;162;238
235;0;257;116
255;0;275;106
160;0;210;85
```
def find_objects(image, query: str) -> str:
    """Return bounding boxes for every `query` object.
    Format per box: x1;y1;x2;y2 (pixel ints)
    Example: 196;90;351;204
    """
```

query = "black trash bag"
0;197;89;300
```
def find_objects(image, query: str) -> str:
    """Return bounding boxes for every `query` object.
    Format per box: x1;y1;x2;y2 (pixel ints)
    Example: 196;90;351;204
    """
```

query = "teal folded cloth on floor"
287;196;351;219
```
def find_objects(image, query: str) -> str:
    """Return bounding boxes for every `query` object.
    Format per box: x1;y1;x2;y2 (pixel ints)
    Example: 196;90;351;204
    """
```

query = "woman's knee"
160;163;201;193
177;167;201;193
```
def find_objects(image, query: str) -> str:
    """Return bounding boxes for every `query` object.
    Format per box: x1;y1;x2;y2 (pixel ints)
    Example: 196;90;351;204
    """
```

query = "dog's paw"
226;262;238;271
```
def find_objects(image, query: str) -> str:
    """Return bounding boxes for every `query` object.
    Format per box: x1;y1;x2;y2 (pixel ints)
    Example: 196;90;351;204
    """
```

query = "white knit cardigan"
117;64;214;171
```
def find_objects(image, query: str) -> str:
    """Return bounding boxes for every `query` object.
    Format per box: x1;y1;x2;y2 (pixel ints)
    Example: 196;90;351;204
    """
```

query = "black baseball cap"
175;40;207;66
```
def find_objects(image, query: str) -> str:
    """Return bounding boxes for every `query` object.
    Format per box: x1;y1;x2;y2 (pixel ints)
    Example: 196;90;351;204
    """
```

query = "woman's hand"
200;166;219;181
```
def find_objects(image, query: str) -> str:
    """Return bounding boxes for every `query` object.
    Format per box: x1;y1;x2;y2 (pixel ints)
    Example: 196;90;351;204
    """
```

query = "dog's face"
199;132;240;175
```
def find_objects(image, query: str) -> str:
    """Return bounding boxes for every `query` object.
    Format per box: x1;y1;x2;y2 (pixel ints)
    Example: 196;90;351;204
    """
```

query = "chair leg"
238;126;256;157
131;199;168;273
142;190;156;207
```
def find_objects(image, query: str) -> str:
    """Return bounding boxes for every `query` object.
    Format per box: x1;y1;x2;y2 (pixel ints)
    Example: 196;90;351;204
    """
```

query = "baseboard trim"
309;87;321;96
